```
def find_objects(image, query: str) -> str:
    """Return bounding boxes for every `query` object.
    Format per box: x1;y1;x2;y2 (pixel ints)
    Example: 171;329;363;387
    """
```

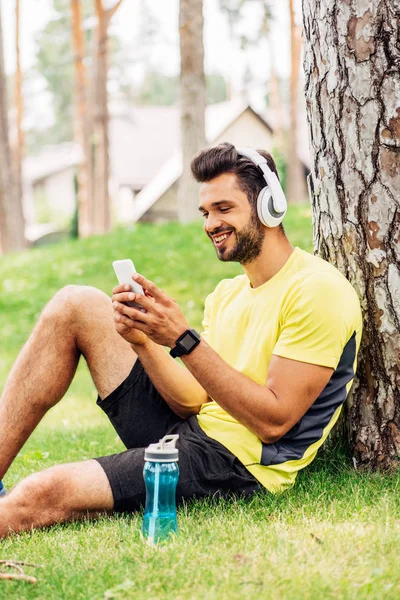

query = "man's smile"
211;231;233;248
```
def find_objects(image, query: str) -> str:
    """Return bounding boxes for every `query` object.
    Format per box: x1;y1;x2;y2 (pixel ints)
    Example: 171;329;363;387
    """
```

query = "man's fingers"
113;312;134;328
112;292;142;304
127;319;147;332
132;274;167;302
112;292;153;308
112;283;131;295
113;300;149;322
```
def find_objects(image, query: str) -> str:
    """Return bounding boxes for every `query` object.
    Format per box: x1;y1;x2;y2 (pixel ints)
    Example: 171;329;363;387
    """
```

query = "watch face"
179;332;196;351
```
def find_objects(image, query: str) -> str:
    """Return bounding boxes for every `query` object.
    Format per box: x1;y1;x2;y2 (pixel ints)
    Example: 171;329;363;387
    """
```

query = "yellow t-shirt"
196;247;362;493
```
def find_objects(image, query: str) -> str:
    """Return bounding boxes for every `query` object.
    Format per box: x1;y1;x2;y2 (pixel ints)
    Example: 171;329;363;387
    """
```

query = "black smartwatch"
170;329;201;358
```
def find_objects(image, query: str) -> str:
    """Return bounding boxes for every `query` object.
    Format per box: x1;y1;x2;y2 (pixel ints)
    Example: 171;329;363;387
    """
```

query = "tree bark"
287;0;307;204
178;0;206;223
302;0;400;468
267;35;283;141
0;2;24;254
89;0;123;235
70;0;91;238
13;0;25;249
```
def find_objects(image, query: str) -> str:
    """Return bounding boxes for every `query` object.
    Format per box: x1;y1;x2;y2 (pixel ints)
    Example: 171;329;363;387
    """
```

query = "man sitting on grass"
0;143;362;536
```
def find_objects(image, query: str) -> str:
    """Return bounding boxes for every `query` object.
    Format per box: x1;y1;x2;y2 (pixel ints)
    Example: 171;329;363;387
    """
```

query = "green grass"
1;205;399;599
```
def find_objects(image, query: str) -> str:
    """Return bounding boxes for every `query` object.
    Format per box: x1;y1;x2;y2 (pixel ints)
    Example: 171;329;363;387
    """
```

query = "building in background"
23;99;309;241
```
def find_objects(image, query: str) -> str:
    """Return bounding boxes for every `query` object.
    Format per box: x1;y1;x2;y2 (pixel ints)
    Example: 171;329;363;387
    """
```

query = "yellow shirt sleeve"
273;271;361;369
200;291;214;343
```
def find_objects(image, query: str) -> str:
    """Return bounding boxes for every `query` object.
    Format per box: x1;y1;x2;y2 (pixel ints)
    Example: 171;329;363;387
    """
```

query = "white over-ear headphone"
236;147;287;228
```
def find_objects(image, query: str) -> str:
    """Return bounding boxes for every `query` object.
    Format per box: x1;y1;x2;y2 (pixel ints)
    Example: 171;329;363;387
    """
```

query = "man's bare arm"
132;339;208;418
113;275;333;440
182;341;333;442
111;283;208;418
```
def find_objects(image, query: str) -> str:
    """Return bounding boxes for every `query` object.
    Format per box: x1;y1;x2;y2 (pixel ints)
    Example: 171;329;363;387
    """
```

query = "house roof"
108;104;180;190
108;100;273;191
23;100;310;225
24;143;82;182
24;100;274;190
131;101;274;222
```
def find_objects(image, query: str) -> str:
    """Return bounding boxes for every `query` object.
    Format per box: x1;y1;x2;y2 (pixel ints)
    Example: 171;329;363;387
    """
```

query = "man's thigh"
96;359;183;449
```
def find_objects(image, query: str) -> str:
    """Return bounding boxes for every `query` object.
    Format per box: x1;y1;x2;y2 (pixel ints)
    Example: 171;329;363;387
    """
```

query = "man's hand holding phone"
112;259;149;347
112;260;189;350
111;282;149;347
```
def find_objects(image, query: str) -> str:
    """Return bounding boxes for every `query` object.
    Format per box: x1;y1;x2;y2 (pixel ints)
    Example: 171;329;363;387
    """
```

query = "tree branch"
0;560;43;568
0;573;37;583
0;559;43;584
106;0;123;21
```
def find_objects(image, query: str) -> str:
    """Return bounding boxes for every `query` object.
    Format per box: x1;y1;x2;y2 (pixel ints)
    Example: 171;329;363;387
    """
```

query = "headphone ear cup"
257;187;272;227
257;187;286;228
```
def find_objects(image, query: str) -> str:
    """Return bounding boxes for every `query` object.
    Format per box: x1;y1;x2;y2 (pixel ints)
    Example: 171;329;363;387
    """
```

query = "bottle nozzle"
145;434;179;462
159;434;179;450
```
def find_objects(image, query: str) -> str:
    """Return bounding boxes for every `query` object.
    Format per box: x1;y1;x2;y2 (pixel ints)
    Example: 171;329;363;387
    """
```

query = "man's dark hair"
190;142;285;233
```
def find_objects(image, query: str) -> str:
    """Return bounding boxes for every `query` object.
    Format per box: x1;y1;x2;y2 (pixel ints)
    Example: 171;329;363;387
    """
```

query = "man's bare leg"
0;459;114;537
0;285;137;479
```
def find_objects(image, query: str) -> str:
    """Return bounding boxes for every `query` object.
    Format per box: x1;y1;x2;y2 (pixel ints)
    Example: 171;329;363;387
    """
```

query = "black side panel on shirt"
260;331;357;467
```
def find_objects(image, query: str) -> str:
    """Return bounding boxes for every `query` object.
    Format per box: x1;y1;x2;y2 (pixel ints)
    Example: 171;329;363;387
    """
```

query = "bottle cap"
144;434;179;462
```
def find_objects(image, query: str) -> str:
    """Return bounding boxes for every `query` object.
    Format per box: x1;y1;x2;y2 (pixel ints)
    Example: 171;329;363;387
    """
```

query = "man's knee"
41;285;111;332
10;467;71;529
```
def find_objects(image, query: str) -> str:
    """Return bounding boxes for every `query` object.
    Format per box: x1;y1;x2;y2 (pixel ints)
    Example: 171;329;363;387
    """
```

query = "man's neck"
243;231;294;289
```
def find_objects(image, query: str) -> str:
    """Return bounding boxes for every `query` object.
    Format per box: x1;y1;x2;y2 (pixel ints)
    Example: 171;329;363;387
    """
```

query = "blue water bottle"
142;434;179;544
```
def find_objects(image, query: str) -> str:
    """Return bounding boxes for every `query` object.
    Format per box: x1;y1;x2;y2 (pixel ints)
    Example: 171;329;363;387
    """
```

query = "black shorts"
94;360;262;512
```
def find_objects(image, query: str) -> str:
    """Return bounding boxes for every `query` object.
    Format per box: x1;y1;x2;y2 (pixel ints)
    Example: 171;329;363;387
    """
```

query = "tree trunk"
178;0;206;223
0;2;24;254
267;34;284;144
287;0;307;204
70;0;91;238
302;0;400;469
89;0;123;235
91;0;110;234
13;0;25;249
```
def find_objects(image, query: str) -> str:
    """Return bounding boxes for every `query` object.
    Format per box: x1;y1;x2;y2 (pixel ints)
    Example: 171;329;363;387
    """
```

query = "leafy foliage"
34;0;87;144
219;0;273;44
137;71;227;106
30;0;122;150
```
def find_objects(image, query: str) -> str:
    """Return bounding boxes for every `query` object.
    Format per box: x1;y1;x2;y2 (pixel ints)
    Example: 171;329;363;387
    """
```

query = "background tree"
302;0;400;468
264;14;283;140
32;0;125;151
286;0;307;203
0;2;25;253
137;72;227;106
35;0;76;145
89;0;123;235
178;0;206;223
218;0;272;103
71;0;90;237
218;0;244;100
13;0;25;247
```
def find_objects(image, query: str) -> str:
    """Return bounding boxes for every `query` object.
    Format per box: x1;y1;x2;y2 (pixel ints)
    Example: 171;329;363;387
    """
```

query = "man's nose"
204;214;223;233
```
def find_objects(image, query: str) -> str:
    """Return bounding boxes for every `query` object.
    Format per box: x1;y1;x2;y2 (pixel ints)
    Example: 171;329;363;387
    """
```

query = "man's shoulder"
284;250;362;327
290;249;358;296
212;274;247;296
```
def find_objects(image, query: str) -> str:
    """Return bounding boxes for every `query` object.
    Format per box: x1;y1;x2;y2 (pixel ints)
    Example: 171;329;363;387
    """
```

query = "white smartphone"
112;259;145;311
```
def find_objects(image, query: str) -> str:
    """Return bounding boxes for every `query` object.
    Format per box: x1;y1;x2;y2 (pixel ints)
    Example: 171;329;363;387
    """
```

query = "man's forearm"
181;339;280;442
132;339;209;418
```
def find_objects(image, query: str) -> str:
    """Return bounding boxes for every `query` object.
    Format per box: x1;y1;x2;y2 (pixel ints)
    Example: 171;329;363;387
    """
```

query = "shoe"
0;480;6;497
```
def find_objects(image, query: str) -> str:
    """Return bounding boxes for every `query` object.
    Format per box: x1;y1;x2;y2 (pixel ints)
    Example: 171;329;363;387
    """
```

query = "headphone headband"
236;147;287;214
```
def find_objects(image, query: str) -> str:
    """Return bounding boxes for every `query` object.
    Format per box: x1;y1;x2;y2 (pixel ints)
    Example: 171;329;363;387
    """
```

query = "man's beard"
211;212;265;265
